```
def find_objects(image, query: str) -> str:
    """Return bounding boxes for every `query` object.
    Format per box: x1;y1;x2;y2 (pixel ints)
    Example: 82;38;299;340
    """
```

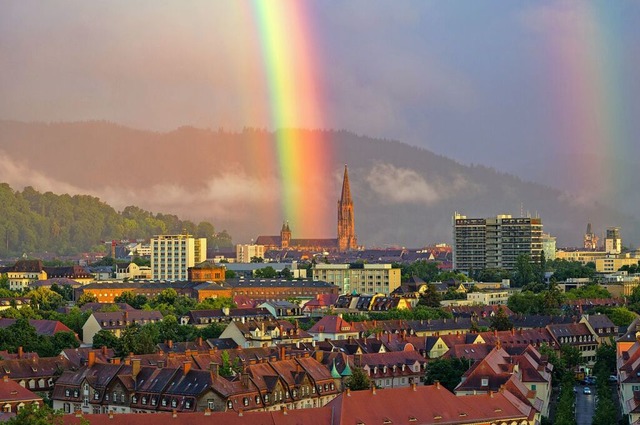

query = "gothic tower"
338;165;357;251
280;222;291;249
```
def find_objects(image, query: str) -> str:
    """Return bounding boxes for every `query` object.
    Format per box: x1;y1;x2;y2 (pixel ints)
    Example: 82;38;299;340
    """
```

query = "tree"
416;284;441;307
254;266;277;278
560;344;582;371
489;306;513;331
92;329;121;351
76;292;98;307
250;256;264;263
195;297;236;310
345;366;371;390
225;269;237;279
114;291;148;309
424;357;469;391
6;403;65;425
25;287;65;311
512;254;535;287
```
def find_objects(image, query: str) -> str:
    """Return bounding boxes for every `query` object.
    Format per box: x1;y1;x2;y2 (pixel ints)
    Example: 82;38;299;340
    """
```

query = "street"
575;384;597;425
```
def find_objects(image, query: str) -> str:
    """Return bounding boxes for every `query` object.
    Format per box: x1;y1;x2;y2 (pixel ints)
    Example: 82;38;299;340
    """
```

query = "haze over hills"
0;120;637;249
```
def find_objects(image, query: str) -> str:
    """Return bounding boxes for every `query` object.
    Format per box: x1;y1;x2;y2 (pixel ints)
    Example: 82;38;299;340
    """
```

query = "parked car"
585;376;596;385
583;387;592;395
609;375;618;382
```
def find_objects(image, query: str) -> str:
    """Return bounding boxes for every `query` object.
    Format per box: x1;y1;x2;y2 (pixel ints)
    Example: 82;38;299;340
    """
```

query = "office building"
605;227;622;255
312;263;401;295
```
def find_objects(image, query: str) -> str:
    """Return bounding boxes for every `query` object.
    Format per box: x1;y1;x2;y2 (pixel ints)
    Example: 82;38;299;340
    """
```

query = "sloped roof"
0;375;42;402
308;315;354;334
0;319;73;336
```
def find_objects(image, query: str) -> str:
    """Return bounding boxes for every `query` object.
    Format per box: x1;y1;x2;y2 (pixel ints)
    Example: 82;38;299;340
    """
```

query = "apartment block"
311;263;401;295
453;213;542;272
151;234;206;281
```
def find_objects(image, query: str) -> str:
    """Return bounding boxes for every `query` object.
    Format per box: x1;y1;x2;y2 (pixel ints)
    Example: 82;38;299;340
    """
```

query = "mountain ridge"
0;120;637;248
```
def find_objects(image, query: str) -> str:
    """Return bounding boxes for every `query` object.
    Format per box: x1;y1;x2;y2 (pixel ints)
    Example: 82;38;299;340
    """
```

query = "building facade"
151;234;207;281
312;263;401;295
453;213;543;271
235;244;266;263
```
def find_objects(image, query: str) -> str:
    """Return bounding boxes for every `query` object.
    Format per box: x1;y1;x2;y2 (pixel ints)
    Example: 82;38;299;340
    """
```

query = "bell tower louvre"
338;165;357;251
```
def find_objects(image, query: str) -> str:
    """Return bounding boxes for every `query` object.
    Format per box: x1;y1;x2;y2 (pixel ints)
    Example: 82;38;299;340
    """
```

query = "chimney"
124;357;131;366
17;346;23;359
346;388;351;396
314;350;323;363
123;311;128;321
241;371;249;388
511;328;515;336
197;337;203;347
371;386;376;395
281;406;288;415
183;361;192;375
210;362;219;377
132;359;141;378
411;382;417;391
168;340;173;349
75;410;83;418
280;345;286;361
172;410;177;418
204;408;212;416
102;345;107;356
2;376;8;383
88;350;96;367
108;411;114;419
435;380;440;389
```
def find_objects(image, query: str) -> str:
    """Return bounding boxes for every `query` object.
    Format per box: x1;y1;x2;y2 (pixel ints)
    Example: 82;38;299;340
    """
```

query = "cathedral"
256;165;358;252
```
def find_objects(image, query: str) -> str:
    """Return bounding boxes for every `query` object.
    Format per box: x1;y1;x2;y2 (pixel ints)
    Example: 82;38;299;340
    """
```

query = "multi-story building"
311;263;400;295
235;244;266;263
6;260;47;291
453;213;543;272
605;227;622;255
541;233;556;260
151;234;207;281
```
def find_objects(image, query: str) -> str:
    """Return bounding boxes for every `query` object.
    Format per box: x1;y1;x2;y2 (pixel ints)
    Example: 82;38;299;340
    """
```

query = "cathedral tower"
338;165;357;251
280;222;291;249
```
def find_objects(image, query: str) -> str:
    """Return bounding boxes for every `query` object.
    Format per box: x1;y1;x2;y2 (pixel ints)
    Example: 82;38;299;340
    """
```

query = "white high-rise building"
151;234;207;281
605;227;622;255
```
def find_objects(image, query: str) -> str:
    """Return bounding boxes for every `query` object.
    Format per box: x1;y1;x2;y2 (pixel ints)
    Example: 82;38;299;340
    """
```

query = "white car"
583;387;592;395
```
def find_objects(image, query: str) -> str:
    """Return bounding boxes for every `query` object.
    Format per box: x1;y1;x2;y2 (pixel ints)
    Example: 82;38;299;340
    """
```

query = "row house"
182;307;272;327
82;310;163;345
307;315;359;341
6;259;47;291
219;319;313;348
53;353;338;415
62;384;537;425
354;351;427;389
0;353;72;393
0;375;43;414
580;313;618;344
546;322;598;365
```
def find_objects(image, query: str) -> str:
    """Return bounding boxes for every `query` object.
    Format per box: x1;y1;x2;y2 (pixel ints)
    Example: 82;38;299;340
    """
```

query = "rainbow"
540;3;628;204
250;1;335;237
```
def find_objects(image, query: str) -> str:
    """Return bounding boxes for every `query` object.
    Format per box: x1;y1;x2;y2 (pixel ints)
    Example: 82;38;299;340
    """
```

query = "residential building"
0;375;43;414
114;263;152;280
151;233;207;281
183;307;272;327
541;232;556;260
6;260;47;291
453;213;543;272
546;322;598;366
225;278;339;301
465;290;510;305
0;354;72;392
236;244;266;263
311;263;401;295
82;310;163;345
219;319;313;348
307;315;359;341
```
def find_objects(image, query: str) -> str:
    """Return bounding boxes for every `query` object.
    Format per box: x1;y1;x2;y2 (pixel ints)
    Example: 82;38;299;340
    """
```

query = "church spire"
338;165;357;251
340;164;352;206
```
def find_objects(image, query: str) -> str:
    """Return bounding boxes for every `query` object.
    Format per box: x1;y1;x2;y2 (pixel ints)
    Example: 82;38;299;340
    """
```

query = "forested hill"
1;120;639;247
0;183;230;257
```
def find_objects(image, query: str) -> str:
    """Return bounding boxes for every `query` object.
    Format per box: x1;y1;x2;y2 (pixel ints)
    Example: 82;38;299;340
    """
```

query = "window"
94;392;99;400
227;401;233;409
162;399;167;407
171;399;177;408
243;397;249;406
185;400;191;409
65;389;70;397
132;396;138;404
481;378;489;387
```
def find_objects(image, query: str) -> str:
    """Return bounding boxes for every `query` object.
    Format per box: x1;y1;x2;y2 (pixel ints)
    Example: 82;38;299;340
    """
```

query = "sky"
1;1;640;213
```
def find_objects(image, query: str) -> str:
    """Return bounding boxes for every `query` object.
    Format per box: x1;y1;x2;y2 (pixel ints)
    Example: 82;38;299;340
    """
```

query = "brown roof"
0;375;42;403
308;315;354;334
327;384;533;424
0;319;74;336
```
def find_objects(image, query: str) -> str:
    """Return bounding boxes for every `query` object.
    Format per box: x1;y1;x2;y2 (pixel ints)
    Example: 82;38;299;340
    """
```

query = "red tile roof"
0;375;42;403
